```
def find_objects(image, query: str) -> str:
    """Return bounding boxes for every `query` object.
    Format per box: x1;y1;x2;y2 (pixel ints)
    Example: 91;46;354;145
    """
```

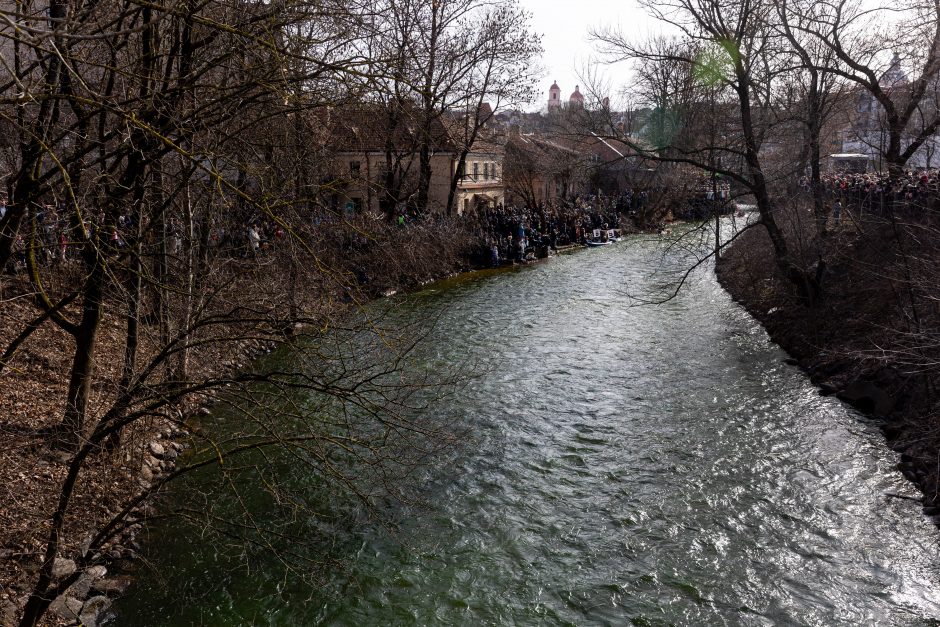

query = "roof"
438;116;505;155
468;137;505;155
544;132;634;164
322;105;458;153
506;134;579;162
589;132;627;159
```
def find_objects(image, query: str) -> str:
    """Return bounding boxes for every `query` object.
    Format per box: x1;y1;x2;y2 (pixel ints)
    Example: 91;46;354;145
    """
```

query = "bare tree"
775;0;845;234
593;0;827;303
0;1;477;625
441;3;541;214
790;0;940;176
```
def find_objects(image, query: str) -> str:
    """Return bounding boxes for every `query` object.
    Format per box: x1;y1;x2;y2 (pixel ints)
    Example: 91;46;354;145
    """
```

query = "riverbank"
0;277;316;626
715;216;940;515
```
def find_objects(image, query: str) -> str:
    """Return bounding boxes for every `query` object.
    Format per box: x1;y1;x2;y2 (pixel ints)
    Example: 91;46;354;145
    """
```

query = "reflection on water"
117;234;940;626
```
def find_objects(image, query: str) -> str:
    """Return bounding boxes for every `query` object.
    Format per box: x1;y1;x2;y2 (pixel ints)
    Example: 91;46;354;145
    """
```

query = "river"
115;230;940;625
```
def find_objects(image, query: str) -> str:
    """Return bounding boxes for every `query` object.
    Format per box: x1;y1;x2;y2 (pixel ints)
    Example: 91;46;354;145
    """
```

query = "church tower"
548;81;562;110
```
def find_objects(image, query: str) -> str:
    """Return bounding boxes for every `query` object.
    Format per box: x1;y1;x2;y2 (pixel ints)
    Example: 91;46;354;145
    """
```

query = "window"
484;163;490;179
349;160;361;176
473;162;479;179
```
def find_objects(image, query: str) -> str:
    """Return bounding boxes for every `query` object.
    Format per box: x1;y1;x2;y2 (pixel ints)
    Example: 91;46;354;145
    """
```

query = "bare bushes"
308;215;483;296
718;199;823;312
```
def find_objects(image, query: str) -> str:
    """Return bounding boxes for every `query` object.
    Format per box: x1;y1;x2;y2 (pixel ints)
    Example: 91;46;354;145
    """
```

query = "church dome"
570;85;585;104
881;52;907;88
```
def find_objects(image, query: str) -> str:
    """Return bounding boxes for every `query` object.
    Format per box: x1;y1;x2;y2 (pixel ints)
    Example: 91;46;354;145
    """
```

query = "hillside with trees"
0;1;540;624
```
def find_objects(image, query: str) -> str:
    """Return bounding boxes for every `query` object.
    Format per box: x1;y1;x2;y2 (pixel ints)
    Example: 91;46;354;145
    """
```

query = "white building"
841;53;940;170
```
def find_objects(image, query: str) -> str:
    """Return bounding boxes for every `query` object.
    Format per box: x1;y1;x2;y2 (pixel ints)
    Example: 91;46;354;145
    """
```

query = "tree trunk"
176;184;195;381
805;77;827;237
110;207;144;450
18;443;92;627
120;254;141;392
151;160;171;358
60;254;104;450
416;142;432;213
0;199;27;273
416;4;439;214
809;122;826;236
446;150;470;215
736;67;821;305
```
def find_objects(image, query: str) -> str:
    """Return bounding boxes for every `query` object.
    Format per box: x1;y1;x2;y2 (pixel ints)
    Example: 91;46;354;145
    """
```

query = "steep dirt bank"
716;223;940;514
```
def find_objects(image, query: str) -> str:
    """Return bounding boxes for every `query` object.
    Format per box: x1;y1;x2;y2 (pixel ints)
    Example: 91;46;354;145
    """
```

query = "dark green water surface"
116;234;940;625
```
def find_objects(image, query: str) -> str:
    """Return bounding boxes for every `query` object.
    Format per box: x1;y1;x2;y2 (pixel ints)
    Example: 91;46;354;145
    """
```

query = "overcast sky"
516;0;666;110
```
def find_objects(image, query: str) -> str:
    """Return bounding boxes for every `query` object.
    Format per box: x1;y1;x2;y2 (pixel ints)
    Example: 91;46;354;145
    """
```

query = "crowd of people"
473;194;632;266
8;168;940;273
0;202;130;269
1;190;653;273
808;169;940;213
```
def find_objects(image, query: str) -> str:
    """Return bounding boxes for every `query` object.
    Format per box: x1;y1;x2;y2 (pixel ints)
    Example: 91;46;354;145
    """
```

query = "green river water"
115;231;940;626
